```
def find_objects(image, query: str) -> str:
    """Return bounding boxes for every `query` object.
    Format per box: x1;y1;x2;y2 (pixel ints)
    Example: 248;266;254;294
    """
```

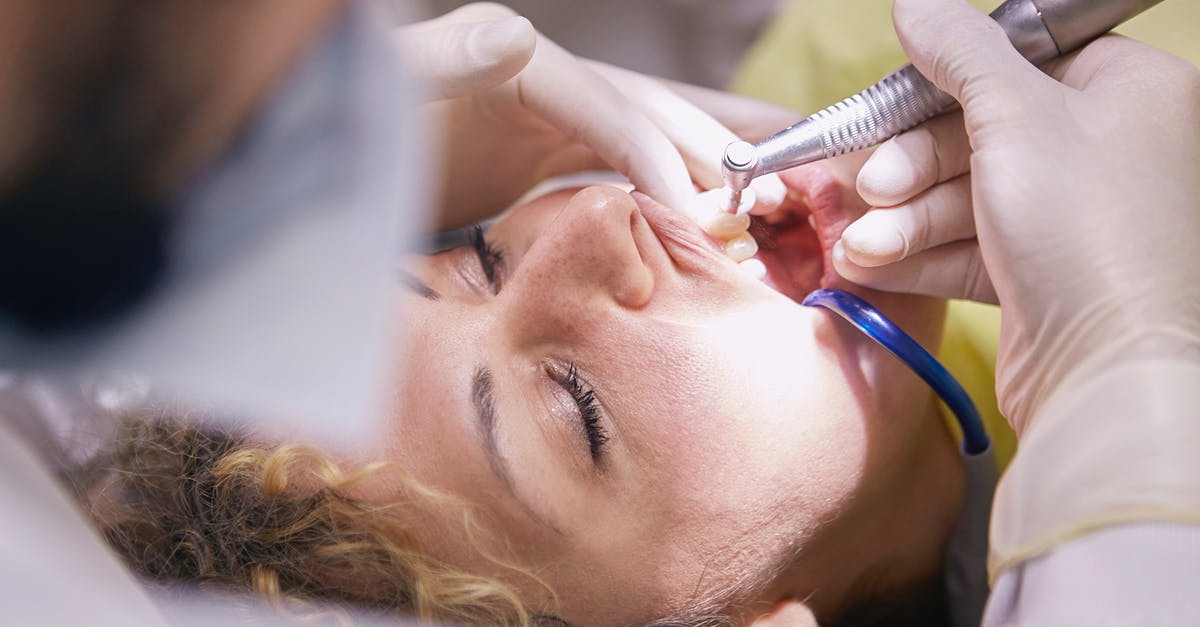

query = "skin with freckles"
353;160;964;624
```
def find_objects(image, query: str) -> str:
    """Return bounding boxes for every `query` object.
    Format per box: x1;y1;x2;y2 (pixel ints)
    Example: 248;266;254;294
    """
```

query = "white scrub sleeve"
983;522;1200;626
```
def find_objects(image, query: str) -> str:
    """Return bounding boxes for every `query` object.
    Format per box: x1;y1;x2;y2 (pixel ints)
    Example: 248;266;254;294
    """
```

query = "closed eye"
470;225;505;294
546;362;609;462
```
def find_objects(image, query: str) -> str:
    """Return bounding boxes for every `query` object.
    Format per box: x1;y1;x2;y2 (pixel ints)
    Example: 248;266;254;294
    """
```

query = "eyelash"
552;362;609;461
470;225;504;293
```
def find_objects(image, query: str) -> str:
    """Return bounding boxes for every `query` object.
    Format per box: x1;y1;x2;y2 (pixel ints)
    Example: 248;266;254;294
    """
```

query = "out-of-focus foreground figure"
1;1;416;623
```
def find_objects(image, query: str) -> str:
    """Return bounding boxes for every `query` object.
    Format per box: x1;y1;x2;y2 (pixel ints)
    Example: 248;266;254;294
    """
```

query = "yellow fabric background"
734;0;1200;115
730;0;1200;470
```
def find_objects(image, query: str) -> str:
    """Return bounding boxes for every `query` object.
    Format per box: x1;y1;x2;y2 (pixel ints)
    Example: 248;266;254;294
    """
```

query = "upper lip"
631;191;738;279
632;189;835;304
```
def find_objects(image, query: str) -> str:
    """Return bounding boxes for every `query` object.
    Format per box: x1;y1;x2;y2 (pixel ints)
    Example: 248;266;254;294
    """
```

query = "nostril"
613;265;654;308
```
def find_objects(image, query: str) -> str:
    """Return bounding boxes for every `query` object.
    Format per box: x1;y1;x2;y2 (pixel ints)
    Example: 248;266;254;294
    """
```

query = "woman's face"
366;162;951;623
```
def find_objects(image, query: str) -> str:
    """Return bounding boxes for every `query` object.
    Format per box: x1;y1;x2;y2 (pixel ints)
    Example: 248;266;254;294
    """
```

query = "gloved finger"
832;238;997;304
1043;34;1198;96
856;112;971;208
518;37;695;211
892;0;1058;130
396;14;536;100
842;174;975;266
586;60;786;215
659;79;802;143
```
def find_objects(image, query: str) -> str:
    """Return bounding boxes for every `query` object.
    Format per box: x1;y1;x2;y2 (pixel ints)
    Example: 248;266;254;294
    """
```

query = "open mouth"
750;211;827;302
632;164;850;304
747;164;852;303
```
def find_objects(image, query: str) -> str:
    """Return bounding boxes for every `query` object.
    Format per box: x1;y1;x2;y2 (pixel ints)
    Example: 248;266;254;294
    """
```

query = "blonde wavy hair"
67;414;946;627
70;415;553;625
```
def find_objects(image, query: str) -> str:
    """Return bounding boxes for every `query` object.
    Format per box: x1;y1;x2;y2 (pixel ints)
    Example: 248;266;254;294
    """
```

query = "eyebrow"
398;269;439;301
471;367;565;536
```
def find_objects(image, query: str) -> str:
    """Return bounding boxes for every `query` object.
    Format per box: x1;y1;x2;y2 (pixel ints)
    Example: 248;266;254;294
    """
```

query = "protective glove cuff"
988;359;1200;582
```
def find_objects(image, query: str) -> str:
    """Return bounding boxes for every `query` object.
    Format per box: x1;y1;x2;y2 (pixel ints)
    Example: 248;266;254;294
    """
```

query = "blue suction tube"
802;288;991;455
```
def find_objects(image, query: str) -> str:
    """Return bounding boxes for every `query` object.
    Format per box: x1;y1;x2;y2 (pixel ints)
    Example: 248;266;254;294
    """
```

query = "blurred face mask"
0;1;427;444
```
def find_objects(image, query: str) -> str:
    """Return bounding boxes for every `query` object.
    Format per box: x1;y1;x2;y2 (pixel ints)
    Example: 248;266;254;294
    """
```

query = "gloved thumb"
396;15;536;100
892;0;1050;123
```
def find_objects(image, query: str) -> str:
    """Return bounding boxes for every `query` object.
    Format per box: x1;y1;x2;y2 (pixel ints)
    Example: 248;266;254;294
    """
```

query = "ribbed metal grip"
725;0;1160;193
813;64;956;158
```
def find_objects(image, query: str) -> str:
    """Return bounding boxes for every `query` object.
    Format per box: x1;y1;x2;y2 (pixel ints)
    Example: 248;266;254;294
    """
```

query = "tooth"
703;212;751;239
725;232;759;262
733;187;757;215
738;258;767;281
686;189;727;224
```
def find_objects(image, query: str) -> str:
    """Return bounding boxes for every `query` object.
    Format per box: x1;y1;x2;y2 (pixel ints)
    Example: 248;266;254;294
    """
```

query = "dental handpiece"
722;0;1164;211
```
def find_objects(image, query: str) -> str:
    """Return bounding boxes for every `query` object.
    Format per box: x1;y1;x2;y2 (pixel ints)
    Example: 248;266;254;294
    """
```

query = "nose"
505;186;655;318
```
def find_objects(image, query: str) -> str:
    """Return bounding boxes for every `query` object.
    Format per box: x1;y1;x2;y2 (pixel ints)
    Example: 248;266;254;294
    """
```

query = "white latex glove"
396;6;537;100
839;0;1200;579
395;3;785;227
833;0;1200;426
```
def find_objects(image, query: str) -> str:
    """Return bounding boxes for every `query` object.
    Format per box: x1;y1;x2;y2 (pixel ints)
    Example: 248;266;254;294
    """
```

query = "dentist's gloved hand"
396;5;536;100
396;2;785;228
833;0;1200;427
837;0;1200;579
